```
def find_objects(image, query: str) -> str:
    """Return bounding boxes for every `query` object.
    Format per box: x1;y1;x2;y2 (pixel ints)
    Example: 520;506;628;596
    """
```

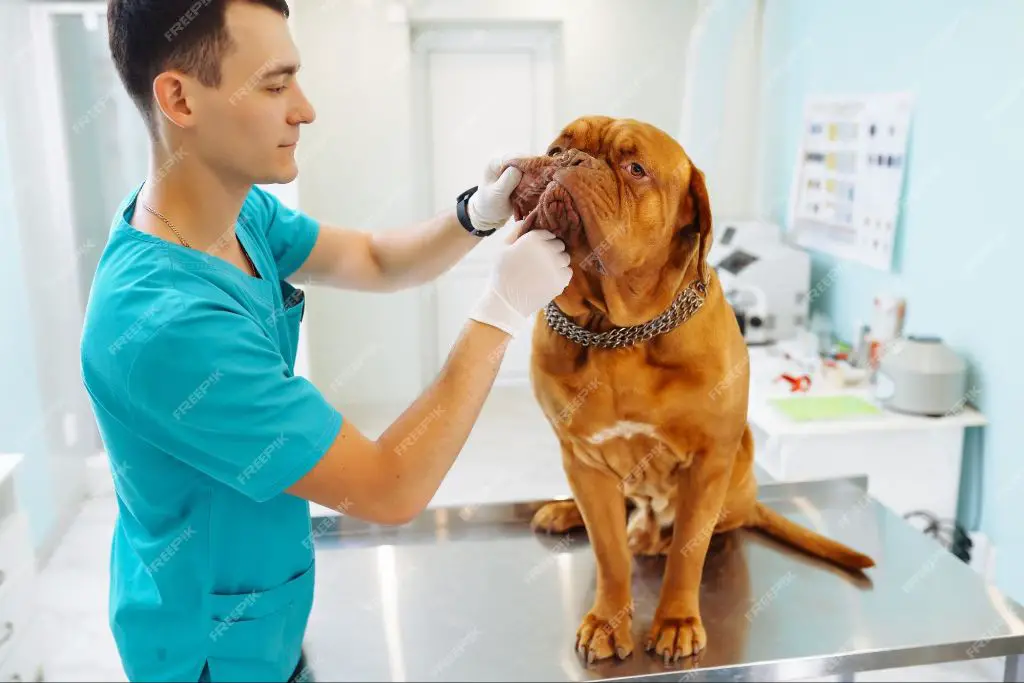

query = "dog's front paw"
644;614;705;662
576;607;634;664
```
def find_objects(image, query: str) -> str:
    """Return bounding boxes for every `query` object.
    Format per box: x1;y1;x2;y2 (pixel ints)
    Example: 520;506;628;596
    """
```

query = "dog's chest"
548;357;658;436
542;355;695;490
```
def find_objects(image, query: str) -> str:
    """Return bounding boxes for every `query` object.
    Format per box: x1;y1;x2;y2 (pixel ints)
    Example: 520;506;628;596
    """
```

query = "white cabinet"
746;346;987;523
0;455;44;682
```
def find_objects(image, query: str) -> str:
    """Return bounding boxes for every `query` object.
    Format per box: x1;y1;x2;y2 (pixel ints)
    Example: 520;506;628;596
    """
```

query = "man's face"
177;2;315;185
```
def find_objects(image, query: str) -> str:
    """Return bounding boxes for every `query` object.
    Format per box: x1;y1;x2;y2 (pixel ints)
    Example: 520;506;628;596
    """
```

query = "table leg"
1006;654;1023;682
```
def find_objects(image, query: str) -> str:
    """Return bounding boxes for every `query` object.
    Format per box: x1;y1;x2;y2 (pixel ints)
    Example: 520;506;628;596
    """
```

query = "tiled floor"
29;386;1007;681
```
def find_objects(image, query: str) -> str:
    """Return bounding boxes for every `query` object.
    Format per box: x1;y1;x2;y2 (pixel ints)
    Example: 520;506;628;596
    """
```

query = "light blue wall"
757;0;1023;599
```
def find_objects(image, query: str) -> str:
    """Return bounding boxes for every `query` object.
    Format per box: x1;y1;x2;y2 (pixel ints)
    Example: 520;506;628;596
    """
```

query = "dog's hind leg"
530;500;585;533
627;497;673;555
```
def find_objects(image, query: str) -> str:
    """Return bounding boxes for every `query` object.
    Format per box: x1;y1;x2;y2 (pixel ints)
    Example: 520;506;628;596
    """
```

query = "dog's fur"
504;116;874;664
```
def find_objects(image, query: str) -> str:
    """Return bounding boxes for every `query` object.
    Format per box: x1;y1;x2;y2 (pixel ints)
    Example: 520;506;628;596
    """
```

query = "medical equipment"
874;336;969;416
711;221;811;345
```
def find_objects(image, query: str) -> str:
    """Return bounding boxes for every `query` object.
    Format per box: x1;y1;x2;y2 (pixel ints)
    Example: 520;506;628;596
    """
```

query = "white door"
413;26;559;387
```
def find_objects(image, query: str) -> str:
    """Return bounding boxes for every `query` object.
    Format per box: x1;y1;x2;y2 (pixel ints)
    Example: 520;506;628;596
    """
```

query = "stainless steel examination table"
301;469;1024;681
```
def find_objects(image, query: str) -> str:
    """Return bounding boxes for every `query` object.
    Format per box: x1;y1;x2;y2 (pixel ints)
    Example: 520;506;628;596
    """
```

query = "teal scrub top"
80;182;344;682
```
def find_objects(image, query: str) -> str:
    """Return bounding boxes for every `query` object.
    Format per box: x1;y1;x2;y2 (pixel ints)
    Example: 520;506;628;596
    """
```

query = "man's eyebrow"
261;63;300;79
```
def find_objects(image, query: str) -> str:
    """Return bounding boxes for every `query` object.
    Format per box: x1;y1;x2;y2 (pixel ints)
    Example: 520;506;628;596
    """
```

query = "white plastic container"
875;336;969;416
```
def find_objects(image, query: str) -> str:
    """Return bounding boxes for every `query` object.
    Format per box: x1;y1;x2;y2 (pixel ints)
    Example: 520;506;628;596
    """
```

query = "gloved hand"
469;221;573;337
467;155;524;233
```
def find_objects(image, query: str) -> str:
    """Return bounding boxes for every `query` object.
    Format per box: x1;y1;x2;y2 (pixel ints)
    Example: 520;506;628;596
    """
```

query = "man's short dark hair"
107;0;290;137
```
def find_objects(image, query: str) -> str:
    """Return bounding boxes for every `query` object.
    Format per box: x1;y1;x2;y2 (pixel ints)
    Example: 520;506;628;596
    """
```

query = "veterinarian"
79;1;571;681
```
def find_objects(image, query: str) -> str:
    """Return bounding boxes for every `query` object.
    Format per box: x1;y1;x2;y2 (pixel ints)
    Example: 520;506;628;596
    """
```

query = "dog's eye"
548;147;563;156
628;162;646;178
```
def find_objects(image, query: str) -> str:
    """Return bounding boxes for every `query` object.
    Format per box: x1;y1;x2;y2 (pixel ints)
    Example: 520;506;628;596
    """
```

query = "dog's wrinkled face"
505;116;713;327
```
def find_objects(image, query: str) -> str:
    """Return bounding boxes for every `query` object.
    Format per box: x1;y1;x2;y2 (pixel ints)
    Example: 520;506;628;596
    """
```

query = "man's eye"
268;85;287;94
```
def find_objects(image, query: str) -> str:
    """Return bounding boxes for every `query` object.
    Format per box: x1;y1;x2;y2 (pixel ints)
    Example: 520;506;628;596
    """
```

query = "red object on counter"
779;373;812;392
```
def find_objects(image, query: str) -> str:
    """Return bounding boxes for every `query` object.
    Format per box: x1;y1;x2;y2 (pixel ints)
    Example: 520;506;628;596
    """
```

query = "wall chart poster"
788;92;915;271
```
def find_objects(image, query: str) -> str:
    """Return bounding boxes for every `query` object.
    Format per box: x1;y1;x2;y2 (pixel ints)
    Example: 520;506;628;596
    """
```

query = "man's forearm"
370;209;485;290
374;318;511;516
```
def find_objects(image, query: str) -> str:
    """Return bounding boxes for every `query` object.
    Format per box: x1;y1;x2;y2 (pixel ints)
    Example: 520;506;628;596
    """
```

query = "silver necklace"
543;279;708;349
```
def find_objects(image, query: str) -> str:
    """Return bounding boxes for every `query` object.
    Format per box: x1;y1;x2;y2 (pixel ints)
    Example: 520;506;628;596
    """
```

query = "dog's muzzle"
507;154;590;240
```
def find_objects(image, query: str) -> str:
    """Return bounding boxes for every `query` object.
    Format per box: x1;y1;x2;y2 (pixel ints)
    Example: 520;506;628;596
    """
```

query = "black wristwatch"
456;186;498;237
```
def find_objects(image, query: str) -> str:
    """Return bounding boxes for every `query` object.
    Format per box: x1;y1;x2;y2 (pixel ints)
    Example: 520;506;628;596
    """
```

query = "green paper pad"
769;395;882;421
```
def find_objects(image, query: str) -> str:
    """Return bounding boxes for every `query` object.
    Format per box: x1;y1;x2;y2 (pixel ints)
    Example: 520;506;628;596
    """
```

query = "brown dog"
504;115;874;664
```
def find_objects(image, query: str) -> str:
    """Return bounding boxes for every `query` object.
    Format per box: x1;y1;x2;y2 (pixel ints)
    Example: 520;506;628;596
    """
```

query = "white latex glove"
467;155;524;233
469;221;573;337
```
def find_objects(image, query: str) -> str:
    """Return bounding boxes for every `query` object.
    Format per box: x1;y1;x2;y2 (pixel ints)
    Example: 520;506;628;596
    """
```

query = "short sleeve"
125;302;343;503
244;186;321;279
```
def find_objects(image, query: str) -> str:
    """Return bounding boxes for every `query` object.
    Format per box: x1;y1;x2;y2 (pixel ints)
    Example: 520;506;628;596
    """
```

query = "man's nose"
289;82;316;125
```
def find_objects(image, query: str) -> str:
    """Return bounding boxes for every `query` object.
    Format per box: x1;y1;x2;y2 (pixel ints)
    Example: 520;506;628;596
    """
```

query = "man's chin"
256;165;299;186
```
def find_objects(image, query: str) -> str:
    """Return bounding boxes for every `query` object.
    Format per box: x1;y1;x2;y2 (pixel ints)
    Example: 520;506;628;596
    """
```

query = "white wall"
678;0;764;220
0;0;90;559
291;0;700;412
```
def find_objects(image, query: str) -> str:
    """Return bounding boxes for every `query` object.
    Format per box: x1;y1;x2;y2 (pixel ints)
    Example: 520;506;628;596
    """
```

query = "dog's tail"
749;502;875;571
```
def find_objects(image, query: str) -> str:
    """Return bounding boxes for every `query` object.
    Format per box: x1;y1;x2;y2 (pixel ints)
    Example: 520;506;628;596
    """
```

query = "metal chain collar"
542;279;708;349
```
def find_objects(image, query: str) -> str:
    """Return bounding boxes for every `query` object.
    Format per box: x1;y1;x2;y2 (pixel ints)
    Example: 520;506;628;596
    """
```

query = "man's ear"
679;164;713;287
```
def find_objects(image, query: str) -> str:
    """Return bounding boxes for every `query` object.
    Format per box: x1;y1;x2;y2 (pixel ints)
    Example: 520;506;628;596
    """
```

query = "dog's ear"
680;163;713;287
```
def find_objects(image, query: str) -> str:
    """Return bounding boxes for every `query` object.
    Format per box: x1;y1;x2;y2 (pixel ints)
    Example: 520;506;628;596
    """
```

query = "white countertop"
746;344;987;438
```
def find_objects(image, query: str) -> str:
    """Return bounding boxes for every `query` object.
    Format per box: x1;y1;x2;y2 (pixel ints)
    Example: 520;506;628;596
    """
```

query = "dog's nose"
561;149;599;170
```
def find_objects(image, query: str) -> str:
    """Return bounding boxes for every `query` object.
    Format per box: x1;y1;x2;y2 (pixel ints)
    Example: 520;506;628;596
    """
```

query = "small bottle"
809;312;833;357
853;323;871;368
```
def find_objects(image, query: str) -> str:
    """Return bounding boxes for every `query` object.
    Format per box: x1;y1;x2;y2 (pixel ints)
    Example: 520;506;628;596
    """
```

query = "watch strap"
456;186;498;237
